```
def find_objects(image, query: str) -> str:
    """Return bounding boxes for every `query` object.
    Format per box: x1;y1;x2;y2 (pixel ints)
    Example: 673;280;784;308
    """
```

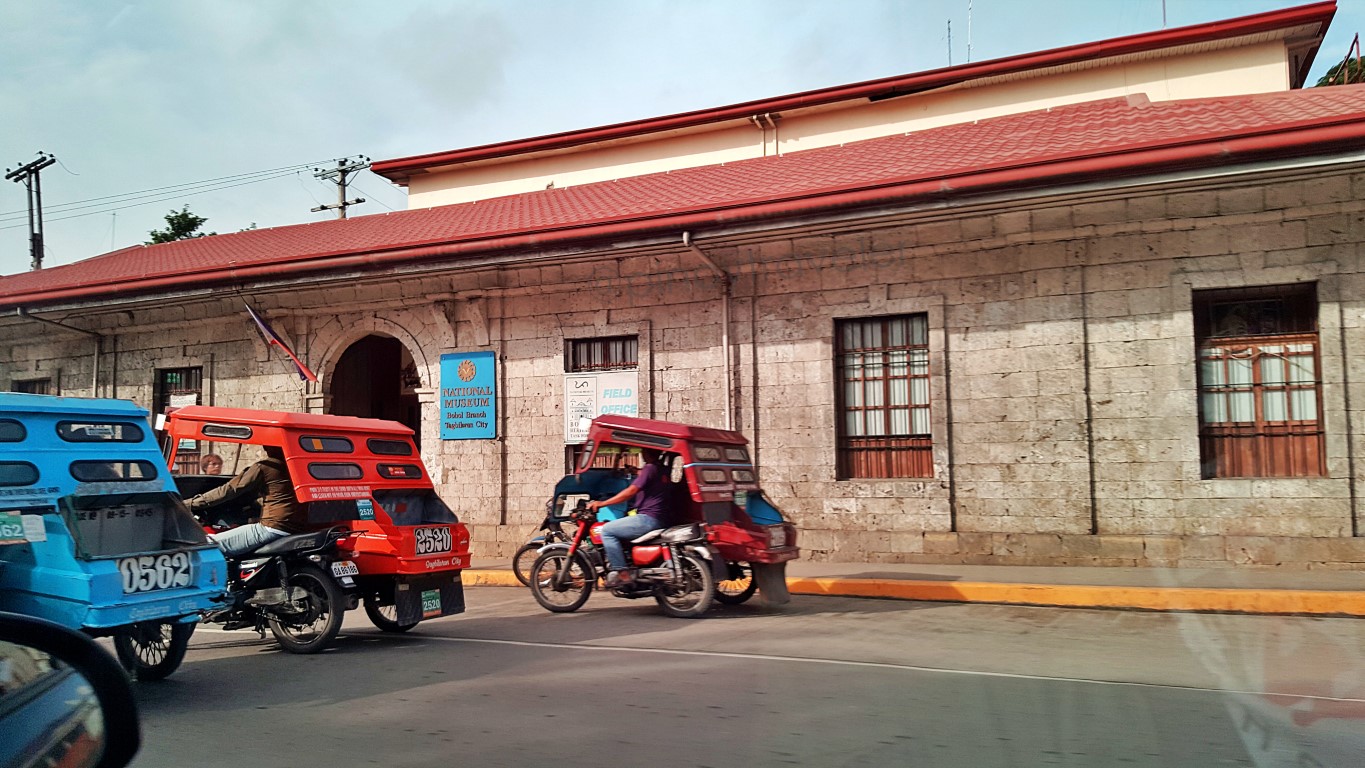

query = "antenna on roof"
946;19;952;66
967;0;973;63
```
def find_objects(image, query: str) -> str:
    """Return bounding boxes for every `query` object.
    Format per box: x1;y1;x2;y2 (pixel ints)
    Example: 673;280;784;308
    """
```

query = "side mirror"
0;612;142;768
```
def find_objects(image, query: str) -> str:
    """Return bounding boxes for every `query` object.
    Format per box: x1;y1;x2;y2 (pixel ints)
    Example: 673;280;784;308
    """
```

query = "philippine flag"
244;302;318;382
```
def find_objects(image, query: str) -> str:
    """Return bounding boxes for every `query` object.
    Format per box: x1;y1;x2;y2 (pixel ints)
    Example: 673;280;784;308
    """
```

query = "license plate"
414;527;453;555
331;560;360;578
118;552;193;594
768;526;787;548
421;589;442;618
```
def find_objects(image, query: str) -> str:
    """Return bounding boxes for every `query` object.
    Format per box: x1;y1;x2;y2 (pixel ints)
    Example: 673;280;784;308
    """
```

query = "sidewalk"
463;558;1365;617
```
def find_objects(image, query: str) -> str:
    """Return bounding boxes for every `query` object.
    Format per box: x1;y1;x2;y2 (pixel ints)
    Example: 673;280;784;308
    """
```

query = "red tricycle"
530;415;799;611
161;406;471;636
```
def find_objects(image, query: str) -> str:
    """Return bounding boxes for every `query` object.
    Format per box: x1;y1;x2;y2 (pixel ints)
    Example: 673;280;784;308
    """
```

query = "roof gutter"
371;2;1335;180
8;116;1365;310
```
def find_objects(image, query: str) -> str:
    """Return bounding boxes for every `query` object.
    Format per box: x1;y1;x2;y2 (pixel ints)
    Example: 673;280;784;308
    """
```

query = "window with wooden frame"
835;314;932;479
1194;284;1324;479
566;336;640;471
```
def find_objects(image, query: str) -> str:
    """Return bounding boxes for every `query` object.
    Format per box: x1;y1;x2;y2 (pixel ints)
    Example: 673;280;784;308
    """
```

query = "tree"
146;205;216;244
1315;58;1365;86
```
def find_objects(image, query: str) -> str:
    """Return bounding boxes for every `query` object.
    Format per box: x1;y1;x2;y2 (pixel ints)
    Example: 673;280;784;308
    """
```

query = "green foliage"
1315;58;1365;87
146;205;216;244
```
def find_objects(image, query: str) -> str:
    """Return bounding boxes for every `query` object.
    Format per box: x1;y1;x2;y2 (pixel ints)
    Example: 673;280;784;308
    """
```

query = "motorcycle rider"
185;445;306;557
587;448;671;586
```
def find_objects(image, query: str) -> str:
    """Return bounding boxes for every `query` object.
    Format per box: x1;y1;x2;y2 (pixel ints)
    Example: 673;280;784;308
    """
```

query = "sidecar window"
0;420;25;442
62;491;208;558
298;436;353;453
0;462;38;487
694;445;722;461
367;439;413;456
56;421;144;443
70;460;158;482
372;489;458;525
308;463;363;480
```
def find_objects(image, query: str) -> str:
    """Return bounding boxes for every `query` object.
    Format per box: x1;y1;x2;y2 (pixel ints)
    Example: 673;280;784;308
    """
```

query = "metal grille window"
154;367;202;413
835;315;932;479
155;367;203;474
568;336;638;372
1194;285;1324;478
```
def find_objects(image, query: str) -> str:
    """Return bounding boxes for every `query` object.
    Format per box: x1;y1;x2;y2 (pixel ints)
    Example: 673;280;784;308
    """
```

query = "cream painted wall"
406;41;1290;210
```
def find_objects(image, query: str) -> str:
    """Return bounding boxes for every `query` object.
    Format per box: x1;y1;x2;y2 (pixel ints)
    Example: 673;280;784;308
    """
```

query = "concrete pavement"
464;557;1365;617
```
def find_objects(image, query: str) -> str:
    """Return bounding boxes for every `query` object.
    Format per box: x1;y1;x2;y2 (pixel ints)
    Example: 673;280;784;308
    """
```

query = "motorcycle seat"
631;523;703;545
249;529;333;557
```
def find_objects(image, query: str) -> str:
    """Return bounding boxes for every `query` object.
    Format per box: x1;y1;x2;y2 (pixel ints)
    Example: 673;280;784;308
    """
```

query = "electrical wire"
0;159;338;219
349;183;395;211
0;169;305;230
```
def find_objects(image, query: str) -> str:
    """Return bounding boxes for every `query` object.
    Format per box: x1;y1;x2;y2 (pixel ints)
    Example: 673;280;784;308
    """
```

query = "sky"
2;0;1362;276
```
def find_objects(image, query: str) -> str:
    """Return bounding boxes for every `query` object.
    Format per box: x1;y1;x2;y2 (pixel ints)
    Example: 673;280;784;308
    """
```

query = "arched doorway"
330;335;423;441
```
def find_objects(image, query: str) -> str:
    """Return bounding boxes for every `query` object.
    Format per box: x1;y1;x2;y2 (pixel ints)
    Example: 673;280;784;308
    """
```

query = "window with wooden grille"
1194;284;1324;478
9;378;50;394
567;336;638;372
835;315;932;479
566;336;639;471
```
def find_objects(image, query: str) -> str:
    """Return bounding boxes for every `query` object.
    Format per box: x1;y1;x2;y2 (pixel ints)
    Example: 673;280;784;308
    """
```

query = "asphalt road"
127;587;1365;768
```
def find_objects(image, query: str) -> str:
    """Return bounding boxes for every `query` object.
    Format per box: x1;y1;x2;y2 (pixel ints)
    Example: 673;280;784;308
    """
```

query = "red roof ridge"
371;1;1335;182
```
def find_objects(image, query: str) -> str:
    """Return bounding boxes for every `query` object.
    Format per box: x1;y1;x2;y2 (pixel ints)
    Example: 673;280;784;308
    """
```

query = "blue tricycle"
0;393;226;680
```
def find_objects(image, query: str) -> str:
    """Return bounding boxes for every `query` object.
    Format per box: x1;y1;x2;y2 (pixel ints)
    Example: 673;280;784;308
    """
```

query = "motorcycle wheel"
654;553;715;618
512;541;542;587
268;565;345;653
714;561;758;606
529;549;594;613
363;595;419;633
113;620;194;681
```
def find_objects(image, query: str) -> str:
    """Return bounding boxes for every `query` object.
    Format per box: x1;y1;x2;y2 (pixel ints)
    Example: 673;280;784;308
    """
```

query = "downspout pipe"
683;232;733;430
13;308;103;393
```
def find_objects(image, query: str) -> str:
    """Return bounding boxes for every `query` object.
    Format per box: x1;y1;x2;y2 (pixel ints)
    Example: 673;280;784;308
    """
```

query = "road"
127;587;1365;768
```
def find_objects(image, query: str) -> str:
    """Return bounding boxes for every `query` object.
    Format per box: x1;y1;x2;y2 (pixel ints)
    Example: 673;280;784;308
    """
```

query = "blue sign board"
440;352;497;440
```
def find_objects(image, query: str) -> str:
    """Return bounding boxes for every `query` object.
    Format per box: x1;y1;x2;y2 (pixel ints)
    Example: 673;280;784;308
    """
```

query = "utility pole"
311;156;369;219
5;152;57;270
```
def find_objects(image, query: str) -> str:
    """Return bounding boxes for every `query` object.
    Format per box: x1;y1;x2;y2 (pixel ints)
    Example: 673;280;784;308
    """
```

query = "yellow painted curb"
785;577;1365;617
464;569;1365;616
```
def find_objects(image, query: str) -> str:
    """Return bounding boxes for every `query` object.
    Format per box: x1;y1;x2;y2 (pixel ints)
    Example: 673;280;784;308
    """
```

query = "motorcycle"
512;506;573;586
202;526;356;653
528;501;720;618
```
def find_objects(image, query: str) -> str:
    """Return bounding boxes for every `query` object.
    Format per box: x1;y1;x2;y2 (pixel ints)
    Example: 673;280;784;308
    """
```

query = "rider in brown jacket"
186;446;306;556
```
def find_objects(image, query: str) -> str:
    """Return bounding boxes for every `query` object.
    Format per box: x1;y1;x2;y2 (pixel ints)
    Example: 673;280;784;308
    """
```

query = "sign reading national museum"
440;352;496;440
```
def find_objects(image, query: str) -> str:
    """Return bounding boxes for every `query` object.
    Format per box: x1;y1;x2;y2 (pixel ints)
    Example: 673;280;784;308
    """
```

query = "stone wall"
4;167;1364;569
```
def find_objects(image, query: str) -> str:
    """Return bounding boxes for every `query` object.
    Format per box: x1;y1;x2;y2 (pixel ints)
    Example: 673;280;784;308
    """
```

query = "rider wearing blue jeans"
587;448;670;586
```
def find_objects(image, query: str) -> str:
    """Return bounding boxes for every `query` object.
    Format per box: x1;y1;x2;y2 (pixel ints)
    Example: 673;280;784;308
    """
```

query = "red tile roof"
372;1;1334;181
6;84;1365;309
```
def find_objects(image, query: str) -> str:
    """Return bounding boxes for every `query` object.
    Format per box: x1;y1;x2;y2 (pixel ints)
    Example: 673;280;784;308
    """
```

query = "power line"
0;159;337;219
0;169;304;231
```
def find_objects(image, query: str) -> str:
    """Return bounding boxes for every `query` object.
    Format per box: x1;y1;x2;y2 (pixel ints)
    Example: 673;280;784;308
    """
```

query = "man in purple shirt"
587;448;670;586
